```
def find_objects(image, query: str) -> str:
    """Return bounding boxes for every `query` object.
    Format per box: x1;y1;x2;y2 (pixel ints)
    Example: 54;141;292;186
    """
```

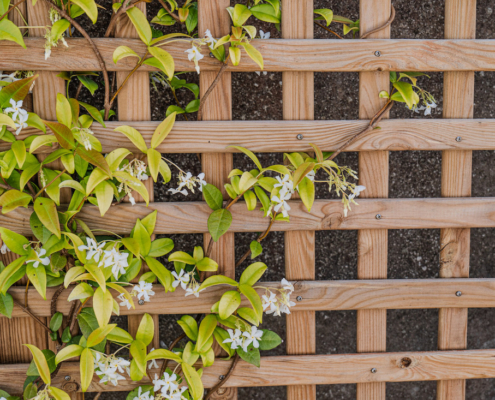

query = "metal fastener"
296;134;304;140
296;296;303;302
456;291;462;297
219;375;225;380
138;299;145;305
376;214;382;220
374;51;381;57
371;368;377;373
64;375;71;381
456;136;462;142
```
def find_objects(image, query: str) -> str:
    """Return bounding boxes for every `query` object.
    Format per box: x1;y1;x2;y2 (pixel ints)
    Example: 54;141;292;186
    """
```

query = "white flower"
172;269;190;290
0;72;18;84
185;282;202;298
133;386;154;400
242;326;263;351
5;98;27;122
166;387;187;400
185;45;204;74
223;328;243;350
422;101;437;116
197;172;207;192
274;174;294;198
279;292;296;315
177;172;194;191
118;293;132;310
259;30;270;39
271;193;291;218
108;357;131;375
153;373;167;391
95;355;127;386
262;292;278;314
281;278;294;293
159;372;179;395
78;237;105;263
136;162;149;181
129;193;136;205
0;242;10;254
306;170;315;182
148;348;159;369
167;188;188;196
26;248;50;269
204;29;217;49
134;281;155;302
14;112;28;135
349;185;366;200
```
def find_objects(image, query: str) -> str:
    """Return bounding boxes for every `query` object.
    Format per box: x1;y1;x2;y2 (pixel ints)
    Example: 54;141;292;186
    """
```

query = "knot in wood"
399;357;413;369
62;381;80;392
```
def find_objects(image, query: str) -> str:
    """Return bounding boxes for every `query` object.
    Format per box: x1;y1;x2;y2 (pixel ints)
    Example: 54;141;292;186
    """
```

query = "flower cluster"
72;126;95;151
153;372;187;400
132;387;155;400
78;238;130;279
261;278;296;316
172;269;202;298
118;281;155;310
44;9;68;60
223;325;264;352
168;171;206;196
270;174;295;218
118;158;149;182
94;352;130;386
3;99;28;135
184;29;216;74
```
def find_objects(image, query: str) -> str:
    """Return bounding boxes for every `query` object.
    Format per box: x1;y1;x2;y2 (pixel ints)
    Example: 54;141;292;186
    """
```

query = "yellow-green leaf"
34;197;61;239
93;286;113;326
151;112;176;149
55;344;83;364
114;125;148;153
67;282;94;301
127;6;152;45
229;46;241;66
24;344;51;384
71;0;98;23
56;93;72;127
0;114;16;130
136;313;154;346
87;323;117;347
182;363;204;400
49;387;71;400
0;189;32;214
239;284;263;323
94;180;114;216
147;148;161;182
148;47;175;79
80;348;94;392
113;45;141;64
219;290;241;319
240;43;263;70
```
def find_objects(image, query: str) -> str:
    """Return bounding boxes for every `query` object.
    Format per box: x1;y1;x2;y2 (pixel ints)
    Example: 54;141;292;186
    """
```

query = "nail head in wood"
456;136;462;142
376;214;382;220
138;299;145;305
371;368;377;373
64;375;71;381
374;51;381;57
456;291;462;297
297;134;304;140
296;296;302;302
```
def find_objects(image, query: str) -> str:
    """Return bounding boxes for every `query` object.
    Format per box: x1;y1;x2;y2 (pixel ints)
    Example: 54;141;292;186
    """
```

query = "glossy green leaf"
207;209;232;242
93;286;113;327
24;344;51;384
34;197;60;239
219;290;241;319
127;6;152;44
239;284;263;323
80;348;94;392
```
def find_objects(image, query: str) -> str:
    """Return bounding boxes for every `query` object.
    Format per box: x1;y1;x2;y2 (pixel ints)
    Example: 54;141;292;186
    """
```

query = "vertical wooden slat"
114;2;159;349
357;1;391;399
282;2;316;400
198;1;235;399
438;1;476;399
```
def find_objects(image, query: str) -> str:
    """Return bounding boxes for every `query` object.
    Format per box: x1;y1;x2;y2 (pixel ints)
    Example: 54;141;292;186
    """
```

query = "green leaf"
77;75;98;96
148;47;175;80
0;189;32;214
151;112;176;149
229;146;262;170
202;183;223;210
148;238;174;257
49;386;71;400
196;257;218;272
87;324;117;348
250;3;280;23
207;209;232;242
67;282;94;301
71;0;98;23
258;329;282;350
93;286;113;327
29;135;57;154
23;383;37;400
199;275;238;291
181;363;204;400
298;176;315;212
130;339;147;374
177;315;198;341
107;326;134;344
146;348;182;364
77;308;99;338
0;292;13;318
219;290;241;320
11;140;25;168
239;262;266;286
113;45;141;64
185;99;199;113
78;101;106;128
0;19;26;48
0;228;29;255
239;284;263;323
127;6;152;45
49;312;63;332
145;257;173;291
0;75;37;107
236;343;260;367
136;313;154;346
80;348;94;392
94;180;114;216
75;147;111;176
229;46;241;66
27;262;47;300
56;93;72;127
55;344;83;364
237;307;259;326
114;125;148;153
168;251;195;265
43;121;75;149
314;8;333;26
0;257;26;294
34;197;61;239
213;327;235;358
392;81;419;110
133;220;151;256
147;148;161;182
196;314;217;351
240;43;263;70
239;171;258;192
24;345;51;384
243;189;257;211
230;4;252;27
250;241;262;259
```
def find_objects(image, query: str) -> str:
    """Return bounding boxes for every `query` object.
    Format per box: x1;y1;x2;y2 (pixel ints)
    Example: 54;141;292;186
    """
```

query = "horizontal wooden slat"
3;349;495;393
2;197;495;236
2;39;495;72
5;119;495;154
6;278;495;318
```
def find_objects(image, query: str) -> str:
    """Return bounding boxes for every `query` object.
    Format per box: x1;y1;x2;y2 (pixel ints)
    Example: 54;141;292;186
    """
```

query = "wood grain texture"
6;349;495;393
438;1;476;398
3;38;495;72
357;1;391;398
6;197;495;235
8;278;495;318
282;1;315;399
9;118;495;154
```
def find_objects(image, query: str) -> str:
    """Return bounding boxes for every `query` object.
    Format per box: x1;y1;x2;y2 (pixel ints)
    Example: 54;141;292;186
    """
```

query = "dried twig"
360;5;396;39
204;354;240;400
12;298;52;333
197;61;230;121
314;21;344;39
235;215;275;268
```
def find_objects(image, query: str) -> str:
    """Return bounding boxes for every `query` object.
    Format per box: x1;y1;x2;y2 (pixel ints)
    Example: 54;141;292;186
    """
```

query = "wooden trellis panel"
438;1;476;399
357;1;391;399
282;1;316;400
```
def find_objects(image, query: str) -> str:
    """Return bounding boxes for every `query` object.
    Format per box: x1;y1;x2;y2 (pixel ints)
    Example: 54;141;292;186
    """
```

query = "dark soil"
74;0;495;399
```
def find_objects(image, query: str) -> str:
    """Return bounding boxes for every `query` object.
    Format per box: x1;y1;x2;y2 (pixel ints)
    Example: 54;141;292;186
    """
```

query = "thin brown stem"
26;181;36;197
171;90;188;121
13;298;52;333
74;81;83;100
34;168;67;199
328;100;393;161
157;0;181;23
0;181;14;191
204;354;240;400
40;0;111;119
314;22;344;39
50;284;65;317
159;332;186;376
360;5;396;39
235;215;276;268
197;61;230;121
24;279;30;308
110;51;149;105
0;0;27;22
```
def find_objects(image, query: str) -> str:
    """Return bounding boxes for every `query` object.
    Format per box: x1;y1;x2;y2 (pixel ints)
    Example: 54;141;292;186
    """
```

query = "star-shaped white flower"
281;278;294;293
197;172;207;191
223;328;243;349
118;293;132;310
134;281;155;302
160;372;179;395
262;292;278;314
185;45;204;74
26;248;50;269
0;242;10;254
172;269;190;290
259;30;270;39
204;29;217;49
5;98;27;121
349;185;366;200
78;237;105;263
242;326;263;351
185;283;202;298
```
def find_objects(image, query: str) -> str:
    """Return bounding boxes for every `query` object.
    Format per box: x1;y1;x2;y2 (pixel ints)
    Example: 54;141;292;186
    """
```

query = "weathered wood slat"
7;278;495;318
3;38;495;72
4;349;495;393
3;197;495;235
8;118;494;154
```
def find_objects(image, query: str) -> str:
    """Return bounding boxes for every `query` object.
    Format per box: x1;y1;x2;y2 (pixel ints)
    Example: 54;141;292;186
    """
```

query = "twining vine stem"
360;5;396;39
0;0;27;22
204;354;240;400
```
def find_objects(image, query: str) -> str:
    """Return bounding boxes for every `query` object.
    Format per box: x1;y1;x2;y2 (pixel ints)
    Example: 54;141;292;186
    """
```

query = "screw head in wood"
219;375;225;380
297;134;304;140
65;375;71;381
374;51;381;57
376;214;382;220
138;299;145;305
456;291;462;297
456;136;462;142
371;368;377;373
296;296;303;302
